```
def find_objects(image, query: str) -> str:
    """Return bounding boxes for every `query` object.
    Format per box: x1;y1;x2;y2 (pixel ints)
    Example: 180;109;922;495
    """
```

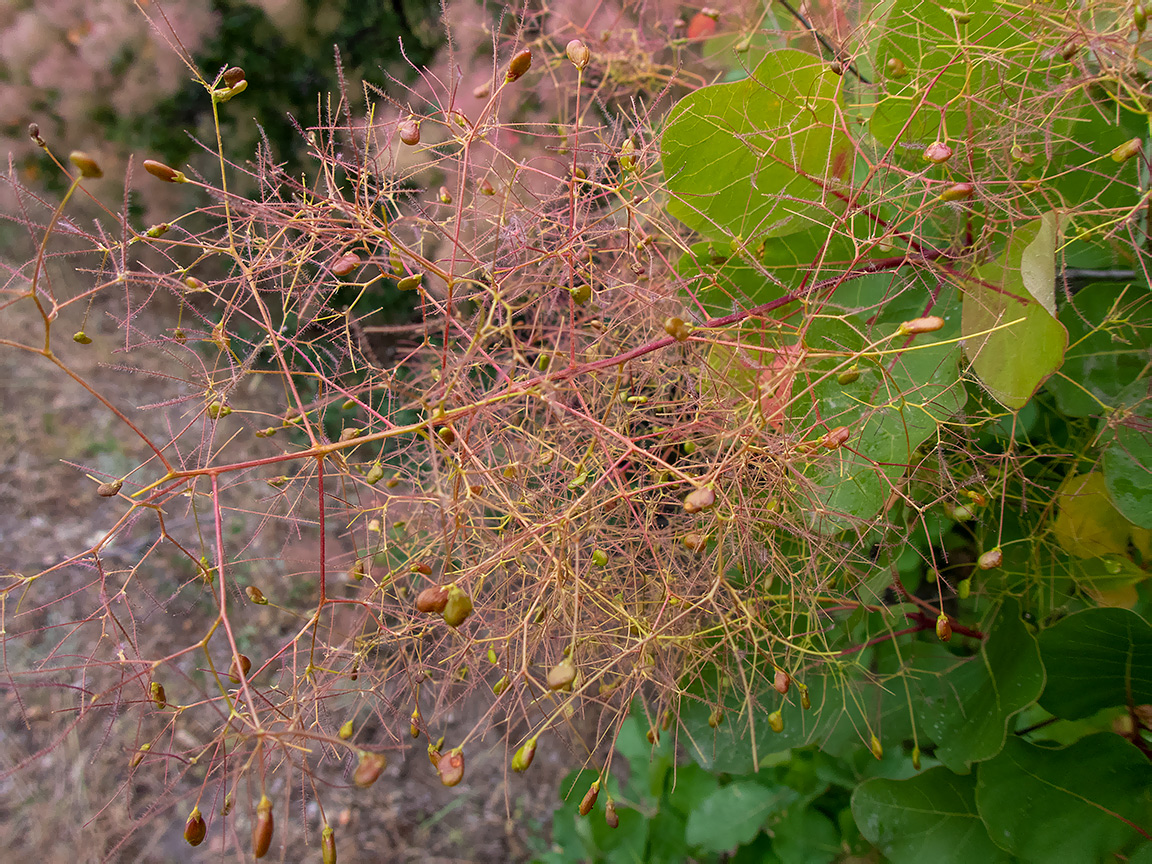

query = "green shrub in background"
0;0;439;189
125;0;440;173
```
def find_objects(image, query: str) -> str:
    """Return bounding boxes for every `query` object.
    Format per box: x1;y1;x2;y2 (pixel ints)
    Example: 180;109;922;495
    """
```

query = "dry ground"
0;268;587;863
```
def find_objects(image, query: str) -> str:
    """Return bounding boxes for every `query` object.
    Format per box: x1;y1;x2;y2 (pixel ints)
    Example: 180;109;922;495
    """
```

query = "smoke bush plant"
3;0;1152;860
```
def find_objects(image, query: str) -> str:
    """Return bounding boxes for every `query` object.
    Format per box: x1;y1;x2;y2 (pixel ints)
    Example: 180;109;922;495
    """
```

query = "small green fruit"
511;737;537;772
442;584;473;627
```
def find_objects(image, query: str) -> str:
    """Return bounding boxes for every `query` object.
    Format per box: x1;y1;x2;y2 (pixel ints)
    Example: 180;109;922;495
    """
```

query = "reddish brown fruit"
223;66;246;87
773;669;791;695
252;795;274;858
398;119;420;146
978;548;1003;570
505;49;532;82
96;479;123;497
579;782;600;816
184;806;206;847
605;797;619;829
936;613;953;642
823;426;851;449
353;750;387;788
437;749;465;786
566;39;590;69
416;585;449;614
331;252;360;276
228;654;252;683
683;486;716;513
69;151;103;179
682;532;708;553
150;681;166;708
686;12;718;39
143;159;186;182
923;142;953;164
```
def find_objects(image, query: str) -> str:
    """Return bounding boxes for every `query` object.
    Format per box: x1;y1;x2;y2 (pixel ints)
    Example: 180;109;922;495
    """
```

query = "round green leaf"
975;735;1152;862
662;50;850;241
914;598;1046;772
1046;284;1152;417
773;806;840;864
685;782;798;852
1102;378;1152;529
1038;606;1152;720
962;212;1068;409
851;768;1010;864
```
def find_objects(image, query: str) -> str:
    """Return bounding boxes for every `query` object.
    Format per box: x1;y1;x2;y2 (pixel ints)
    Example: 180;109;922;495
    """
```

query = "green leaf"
975;735;1152;862
679;626;939;774
1045;284;1152;417
915;598;1045;772
685;782;798;852
851;768;1010;863
962;212;1068;409
1038;606;1152;720
1051;101;1149;233
644;806;691;864
661;50;851;241
613;710;674;806
589;805;649;864
1103;378;1152;529
873;0;1042;140
773;805;840;864
675;227;880;314
664;763;720;819
801;293;966;532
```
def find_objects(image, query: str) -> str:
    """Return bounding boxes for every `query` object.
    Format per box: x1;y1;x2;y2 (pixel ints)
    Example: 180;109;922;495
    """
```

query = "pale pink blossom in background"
0;0;216;166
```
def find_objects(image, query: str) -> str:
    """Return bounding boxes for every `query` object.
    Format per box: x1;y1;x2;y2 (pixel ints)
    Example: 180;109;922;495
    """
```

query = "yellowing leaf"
1052;472;1131;558
962;213;1068;410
